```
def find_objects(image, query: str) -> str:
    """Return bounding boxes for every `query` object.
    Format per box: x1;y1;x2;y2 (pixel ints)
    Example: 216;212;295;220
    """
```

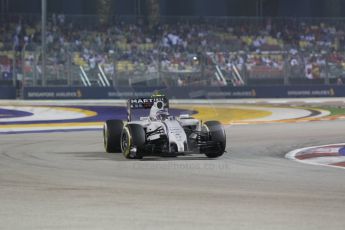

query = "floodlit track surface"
1;121;345;229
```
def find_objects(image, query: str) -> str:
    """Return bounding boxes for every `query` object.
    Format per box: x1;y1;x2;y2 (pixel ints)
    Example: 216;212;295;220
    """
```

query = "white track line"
237;106;325;122
0;125;102;133
0;106;92;122
2;98;345;106
285;143;345;170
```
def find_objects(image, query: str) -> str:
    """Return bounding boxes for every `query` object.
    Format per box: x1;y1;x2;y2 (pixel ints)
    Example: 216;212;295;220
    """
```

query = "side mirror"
179;114;190;119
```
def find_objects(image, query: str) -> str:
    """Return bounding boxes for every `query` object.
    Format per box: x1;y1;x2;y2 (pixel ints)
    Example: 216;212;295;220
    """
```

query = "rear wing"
127;96;169;121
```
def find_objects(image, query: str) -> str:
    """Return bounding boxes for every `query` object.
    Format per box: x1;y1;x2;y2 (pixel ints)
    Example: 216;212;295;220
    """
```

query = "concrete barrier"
0;87;16;99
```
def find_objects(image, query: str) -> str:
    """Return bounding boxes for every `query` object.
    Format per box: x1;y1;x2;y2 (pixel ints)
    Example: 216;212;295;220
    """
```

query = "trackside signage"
23;86;345;99
287;89;335;97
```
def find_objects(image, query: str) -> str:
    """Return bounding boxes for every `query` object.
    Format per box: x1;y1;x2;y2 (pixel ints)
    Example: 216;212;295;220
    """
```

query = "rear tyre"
103;120;123;153
121;124;146;159
202;121;226;158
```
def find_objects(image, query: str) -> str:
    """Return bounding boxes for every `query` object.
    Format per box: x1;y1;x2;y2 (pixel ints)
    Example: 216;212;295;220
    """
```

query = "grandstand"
1;4;345;89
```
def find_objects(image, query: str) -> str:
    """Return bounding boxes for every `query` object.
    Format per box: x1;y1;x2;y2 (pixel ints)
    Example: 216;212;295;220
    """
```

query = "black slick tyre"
202;121;226;158
103;120;124;153
121;124;146;159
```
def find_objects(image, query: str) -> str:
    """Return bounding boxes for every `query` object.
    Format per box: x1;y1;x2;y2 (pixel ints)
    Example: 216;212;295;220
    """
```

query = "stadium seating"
1;15;345;86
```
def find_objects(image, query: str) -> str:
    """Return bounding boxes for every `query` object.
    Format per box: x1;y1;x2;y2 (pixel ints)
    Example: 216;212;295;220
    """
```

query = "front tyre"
121;124;146;159
103;120;124;153
202;121;226;158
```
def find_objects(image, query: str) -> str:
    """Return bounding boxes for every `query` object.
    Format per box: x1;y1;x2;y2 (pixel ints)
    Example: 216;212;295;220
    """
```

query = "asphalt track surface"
1;121;345;229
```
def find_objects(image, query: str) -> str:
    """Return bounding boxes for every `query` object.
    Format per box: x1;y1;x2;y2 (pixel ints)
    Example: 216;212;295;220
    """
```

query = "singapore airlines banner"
22;85;344;99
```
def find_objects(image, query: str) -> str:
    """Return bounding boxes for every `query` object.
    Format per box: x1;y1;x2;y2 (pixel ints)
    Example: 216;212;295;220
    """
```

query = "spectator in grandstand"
337;77;343;85
4;15;345;86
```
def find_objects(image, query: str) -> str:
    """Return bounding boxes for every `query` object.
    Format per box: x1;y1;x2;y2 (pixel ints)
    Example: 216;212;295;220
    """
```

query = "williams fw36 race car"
103;96;226;159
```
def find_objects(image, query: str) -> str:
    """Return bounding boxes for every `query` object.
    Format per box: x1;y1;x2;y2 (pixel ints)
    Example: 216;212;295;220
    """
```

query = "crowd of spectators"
2;15;345;86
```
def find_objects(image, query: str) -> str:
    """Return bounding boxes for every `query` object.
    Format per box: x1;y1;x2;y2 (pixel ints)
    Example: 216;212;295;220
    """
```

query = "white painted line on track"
303;156;345;165
285;143;345;170
0;106;95;122
2;97;345;106
0;126;102;132
236;106;325;122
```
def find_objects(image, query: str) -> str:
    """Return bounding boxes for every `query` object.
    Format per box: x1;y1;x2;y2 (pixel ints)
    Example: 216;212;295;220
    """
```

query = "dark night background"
0;0;344;17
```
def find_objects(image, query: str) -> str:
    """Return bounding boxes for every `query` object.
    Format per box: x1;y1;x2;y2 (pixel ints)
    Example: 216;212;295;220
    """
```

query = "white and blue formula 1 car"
103;95;226;159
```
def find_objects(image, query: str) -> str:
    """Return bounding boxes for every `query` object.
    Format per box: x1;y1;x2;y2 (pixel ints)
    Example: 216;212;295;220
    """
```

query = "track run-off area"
0;98;345;230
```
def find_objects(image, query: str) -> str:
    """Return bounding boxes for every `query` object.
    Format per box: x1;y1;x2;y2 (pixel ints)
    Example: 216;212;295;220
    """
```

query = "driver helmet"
156;110;169;120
